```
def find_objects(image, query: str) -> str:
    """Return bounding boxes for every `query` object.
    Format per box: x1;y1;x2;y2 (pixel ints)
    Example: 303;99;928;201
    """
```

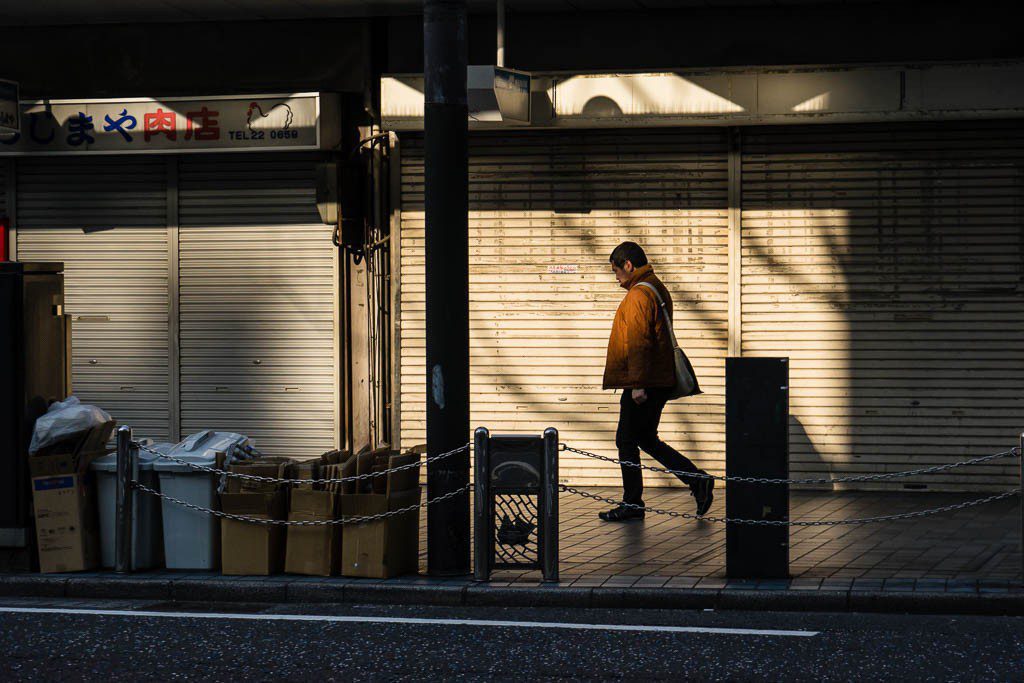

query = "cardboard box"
341;452;422;579
226;458;294;494
352;449;379;494
285;489;341;576
220;491;286;575
287;460;319;491
320;452;358;495
29;420;115;574
30;453;100;574
319;449;350;465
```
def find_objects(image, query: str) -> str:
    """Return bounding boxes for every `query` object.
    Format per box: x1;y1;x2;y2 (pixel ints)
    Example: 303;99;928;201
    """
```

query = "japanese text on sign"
0;94;331;154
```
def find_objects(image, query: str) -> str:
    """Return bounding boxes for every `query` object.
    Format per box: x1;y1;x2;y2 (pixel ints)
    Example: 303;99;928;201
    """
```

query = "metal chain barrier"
133;441;471;486
560;444;1020;485
123;433;1021;529
558;484;1020;526
132;480;472;526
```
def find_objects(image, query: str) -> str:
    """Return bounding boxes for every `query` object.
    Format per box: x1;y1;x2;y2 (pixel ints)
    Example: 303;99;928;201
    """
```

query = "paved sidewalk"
483;488;1022;588
1;488;1020;615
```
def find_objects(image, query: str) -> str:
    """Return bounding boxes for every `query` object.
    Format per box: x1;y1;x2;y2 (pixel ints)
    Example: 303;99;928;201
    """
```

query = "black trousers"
615;386;704;505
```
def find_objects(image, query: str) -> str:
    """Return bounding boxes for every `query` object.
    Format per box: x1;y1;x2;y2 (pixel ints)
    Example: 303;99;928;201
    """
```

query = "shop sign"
0;92;338;155
0;79;18;134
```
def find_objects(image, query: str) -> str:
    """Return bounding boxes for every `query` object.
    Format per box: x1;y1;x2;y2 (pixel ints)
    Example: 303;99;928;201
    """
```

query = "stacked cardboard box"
220;457;293;575
283;450;349;577
219;446;423;579
341;449;422;579
29;420;116;573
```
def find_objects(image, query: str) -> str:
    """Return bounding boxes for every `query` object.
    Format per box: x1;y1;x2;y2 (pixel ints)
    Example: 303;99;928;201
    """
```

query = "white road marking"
0;606;818;637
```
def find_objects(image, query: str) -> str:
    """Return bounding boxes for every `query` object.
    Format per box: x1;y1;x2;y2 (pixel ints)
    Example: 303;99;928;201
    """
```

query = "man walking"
600;241;714;521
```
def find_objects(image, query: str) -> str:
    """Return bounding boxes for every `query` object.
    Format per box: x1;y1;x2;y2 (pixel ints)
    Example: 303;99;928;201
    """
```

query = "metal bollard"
115;425;135;574
473;427;490;582
542;427;559;583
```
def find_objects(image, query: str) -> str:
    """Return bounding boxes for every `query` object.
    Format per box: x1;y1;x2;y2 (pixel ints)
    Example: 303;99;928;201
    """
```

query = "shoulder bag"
635;281;702;400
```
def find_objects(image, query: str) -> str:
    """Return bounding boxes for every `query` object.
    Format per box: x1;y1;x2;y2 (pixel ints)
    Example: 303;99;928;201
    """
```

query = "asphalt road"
1;597;1022;681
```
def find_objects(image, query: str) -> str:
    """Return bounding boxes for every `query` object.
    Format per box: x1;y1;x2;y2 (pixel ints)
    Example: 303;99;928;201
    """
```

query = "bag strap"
635;281;680;350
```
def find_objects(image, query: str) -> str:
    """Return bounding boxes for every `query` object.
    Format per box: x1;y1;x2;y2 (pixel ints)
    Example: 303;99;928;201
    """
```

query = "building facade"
385;63;1024;493
2;2;1022;494
0;19;377;463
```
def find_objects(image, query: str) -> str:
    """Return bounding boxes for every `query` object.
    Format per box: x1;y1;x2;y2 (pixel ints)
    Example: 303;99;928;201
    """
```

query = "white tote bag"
636;282;702;400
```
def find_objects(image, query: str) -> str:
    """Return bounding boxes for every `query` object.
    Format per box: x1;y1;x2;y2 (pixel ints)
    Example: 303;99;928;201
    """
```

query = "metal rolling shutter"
399;129;730;486
177;153;338;458
741;121;1024;490
15;156;171;439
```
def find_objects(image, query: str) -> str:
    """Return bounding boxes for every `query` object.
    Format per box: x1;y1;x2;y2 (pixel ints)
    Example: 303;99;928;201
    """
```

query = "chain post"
473;427;491;582
542;427;559;583
114;425;134;574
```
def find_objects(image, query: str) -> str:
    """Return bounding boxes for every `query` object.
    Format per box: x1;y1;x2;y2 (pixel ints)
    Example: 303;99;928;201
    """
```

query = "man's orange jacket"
602;264;676;390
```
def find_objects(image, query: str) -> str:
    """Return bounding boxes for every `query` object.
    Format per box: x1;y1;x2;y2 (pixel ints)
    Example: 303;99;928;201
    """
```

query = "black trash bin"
473;427;559;582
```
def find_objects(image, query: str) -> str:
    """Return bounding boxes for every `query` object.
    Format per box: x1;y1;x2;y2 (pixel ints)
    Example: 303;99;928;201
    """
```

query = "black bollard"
725;357;790;579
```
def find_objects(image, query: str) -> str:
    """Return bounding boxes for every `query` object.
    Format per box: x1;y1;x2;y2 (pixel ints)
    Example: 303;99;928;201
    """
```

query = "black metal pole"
473;427;490;581
425;0;470;576
542;427;559;582
114;425;133;574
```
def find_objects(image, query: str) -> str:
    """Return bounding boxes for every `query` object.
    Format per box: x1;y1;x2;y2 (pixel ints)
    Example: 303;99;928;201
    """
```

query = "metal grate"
493;493;539;568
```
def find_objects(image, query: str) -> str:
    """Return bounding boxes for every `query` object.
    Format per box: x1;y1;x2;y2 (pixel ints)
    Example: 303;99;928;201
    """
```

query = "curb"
2;574;1022;616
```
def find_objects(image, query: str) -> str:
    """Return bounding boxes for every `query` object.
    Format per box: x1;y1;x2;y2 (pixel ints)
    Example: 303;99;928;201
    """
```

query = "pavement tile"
946;580;979;594
602;576;642;587
633;576;670;588
914;579;948;592
569;578;606;587
664;576;699;589
852;579;884;591
978;580;1012;594
789;578;822;586
789;582;823;592
755;580;791;591
883;579;916;593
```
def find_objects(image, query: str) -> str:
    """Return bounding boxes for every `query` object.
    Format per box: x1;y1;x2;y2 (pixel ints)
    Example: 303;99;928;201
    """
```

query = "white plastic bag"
29;396;112;455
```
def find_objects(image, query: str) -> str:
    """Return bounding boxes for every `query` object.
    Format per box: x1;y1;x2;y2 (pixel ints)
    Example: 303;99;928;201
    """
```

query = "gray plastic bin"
92;440;172;570
152;431;251;570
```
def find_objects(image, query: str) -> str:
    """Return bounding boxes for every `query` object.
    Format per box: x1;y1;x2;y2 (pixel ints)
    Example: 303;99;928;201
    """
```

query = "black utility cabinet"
0;262;68;550
725;357;790;579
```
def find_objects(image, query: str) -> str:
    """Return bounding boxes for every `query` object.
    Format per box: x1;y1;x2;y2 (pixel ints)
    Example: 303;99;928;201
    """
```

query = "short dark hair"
609;242;648;269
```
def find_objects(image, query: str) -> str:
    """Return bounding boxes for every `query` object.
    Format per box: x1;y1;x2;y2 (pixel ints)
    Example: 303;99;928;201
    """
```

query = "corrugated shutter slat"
15;156;171;440
400;130;730;486
177;153;337;458
740;121;1024;490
